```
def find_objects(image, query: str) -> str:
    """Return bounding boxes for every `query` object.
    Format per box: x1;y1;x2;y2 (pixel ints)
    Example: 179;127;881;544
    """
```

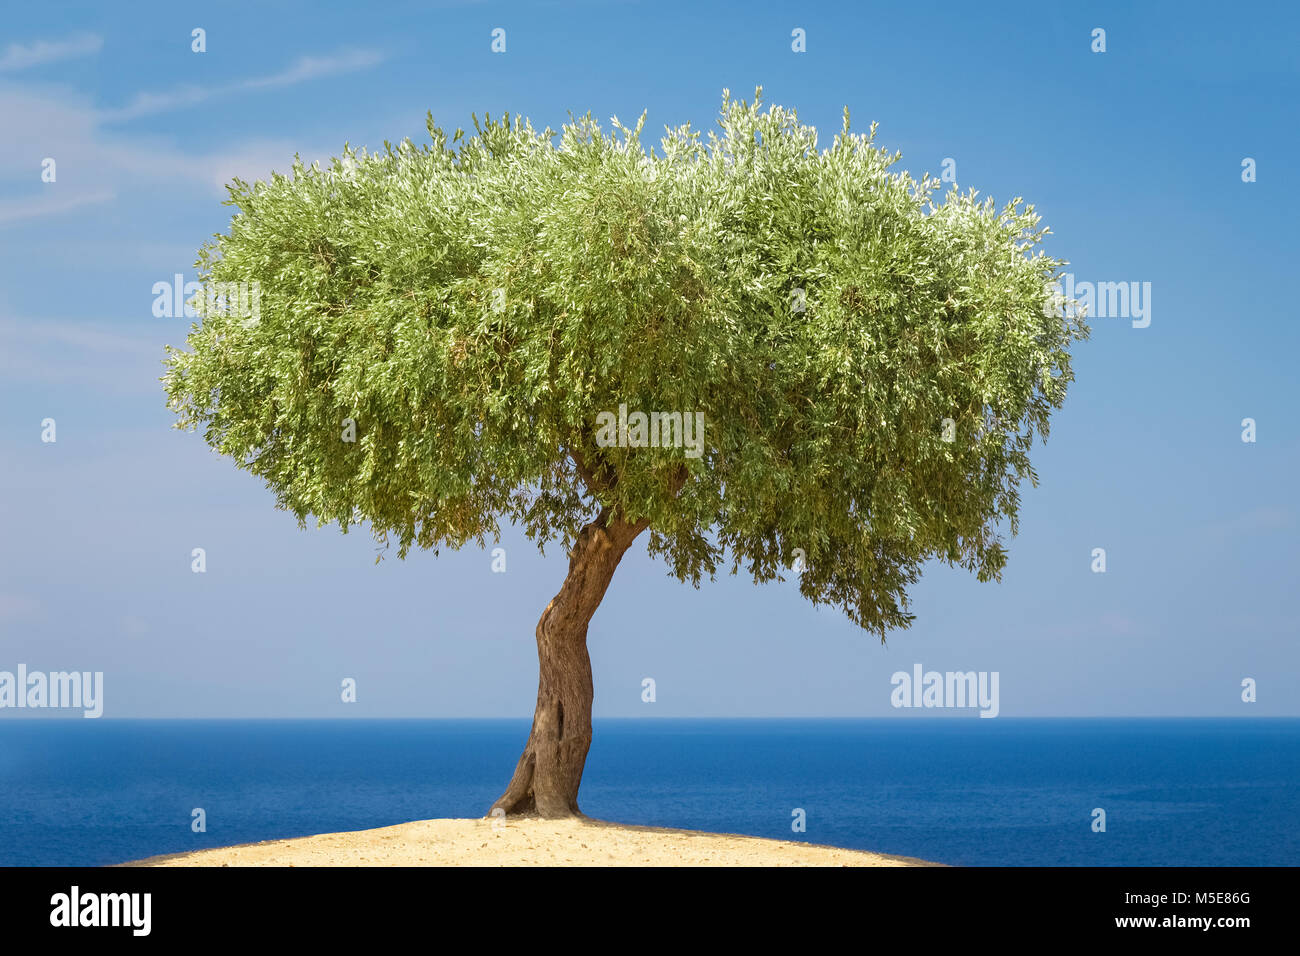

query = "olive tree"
163;89;1087;817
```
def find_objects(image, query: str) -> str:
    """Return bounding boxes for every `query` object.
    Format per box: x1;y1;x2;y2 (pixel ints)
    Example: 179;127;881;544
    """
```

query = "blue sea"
0;718;1296;867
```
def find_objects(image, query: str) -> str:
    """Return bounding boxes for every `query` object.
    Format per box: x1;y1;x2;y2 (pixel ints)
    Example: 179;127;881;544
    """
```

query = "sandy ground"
130;817;938;867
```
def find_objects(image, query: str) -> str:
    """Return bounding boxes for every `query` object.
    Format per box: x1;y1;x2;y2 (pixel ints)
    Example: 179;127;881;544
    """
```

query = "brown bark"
489;509;648;818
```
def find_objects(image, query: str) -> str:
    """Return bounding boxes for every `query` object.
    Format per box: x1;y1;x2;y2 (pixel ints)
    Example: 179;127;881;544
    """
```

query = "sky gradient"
1;0;1297;717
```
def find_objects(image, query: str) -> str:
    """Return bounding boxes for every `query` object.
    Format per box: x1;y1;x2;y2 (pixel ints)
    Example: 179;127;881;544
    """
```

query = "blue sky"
1;0;1297;717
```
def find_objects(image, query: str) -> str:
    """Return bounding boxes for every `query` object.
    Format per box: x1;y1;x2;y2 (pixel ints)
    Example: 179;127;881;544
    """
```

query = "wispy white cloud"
244;50;385;89
0;47;386;225
0;316;166;393
0;189;115;224
100;49;385;122
0;86;345;225
0;33;103;72
1205;507;1296;537
0;317;161;356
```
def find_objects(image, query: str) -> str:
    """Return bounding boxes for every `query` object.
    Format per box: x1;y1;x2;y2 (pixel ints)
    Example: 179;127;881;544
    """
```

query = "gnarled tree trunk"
489;510;648;818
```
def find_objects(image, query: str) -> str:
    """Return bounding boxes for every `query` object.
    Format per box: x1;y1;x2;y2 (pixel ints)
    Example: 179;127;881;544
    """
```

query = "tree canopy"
163;88;1087;638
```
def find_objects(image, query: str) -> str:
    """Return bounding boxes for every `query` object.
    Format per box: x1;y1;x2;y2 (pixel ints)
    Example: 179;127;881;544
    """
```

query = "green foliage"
163;88;1087;637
